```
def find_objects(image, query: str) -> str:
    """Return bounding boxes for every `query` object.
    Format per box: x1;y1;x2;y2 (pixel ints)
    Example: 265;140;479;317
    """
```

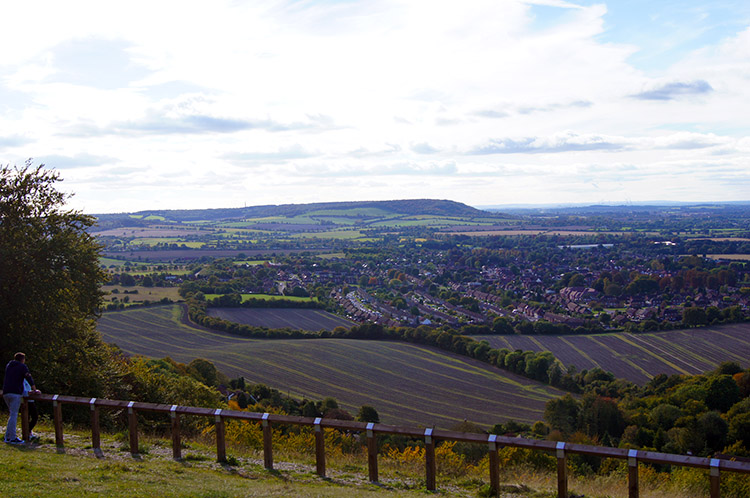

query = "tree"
491;316;513;335
0;162;118;396
119;273;136;286
705;374;741;412
188;358;220;386
580;395;626;440
356;405;380;423
699;411;728;453
682;306;707;327
544;394;581;435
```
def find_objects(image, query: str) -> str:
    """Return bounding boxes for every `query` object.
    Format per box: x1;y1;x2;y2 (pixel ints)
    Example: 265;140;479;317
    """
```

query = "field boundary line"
612;335;692;376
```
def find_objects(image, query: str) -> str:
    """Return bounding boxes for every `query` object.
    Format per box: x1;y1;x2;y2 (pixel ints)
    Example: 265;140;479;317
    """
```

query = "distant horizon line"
86;198;750;216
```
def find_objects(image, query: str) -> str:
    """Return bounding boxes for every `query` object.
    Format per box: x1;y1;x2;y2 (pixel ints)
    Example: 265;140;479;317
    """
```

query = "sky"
1;0;749;213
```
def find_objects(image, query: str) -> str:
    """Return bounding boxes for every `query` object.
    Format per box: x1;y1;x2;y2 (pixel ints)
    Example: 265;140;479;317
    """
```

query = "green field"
100;257;152;268
130;238;205;248
203;293;315;303
291;229;366;239
102;286;182;303
97;306;565;428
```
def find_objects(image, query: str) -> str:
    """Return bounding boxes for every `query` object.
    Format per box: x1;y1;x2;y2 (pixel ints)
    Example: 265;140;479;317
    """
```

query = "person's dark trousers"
28;401;38;432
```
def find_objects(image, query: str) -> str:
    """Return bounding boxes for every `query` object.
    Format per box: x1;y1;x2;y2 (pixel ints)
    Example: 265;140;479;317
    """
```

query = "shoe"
4;438;23;444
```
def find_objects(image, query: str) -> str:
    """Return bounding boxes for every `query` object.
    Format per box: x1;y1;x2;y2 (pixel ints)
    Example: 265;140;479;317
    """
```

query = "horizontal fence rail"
4;392;750;497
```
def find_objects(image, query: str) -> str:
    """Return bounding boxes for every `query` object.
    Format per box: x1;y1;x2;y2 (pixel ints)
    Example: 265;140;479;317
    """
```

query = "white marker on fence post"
488;433;497;451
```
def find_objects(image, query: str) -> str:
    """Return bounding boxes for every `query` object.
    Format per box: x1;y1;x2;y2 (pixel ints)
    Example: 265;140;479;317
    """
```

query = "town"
99;202;750;335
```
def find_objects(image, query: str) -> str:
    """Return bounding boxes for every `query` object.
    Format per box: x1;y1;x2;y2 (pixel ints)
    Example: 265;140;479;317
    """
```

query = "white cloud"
0;0;748;212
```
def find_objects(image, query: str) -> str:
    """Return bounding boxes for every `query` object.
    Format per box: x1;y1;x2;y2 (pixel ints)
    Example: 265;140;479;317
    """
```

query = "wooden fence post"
262;413;273;470
425;428;436;491
488;435;500;497
90;398;102;455
53;395;64;450
16;392;750;496
127;401;139;456
21;399;30;442
366;423;378;483
556;442;567;498
628;449;639;498
710;458;721;498
170;405;181;459
215;409;226;463
314;418;326;477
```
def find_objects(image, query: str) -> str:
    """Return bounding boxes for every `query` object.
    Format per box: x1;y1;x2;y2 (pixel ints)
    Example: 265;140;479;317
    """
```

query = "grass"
129;238;205;248
101;286;182;303
291;230;366;240
705;254;750;261
203;293;316;303
100;258;152;268
317;252;346;259
0;422;737;497
0;426;415;497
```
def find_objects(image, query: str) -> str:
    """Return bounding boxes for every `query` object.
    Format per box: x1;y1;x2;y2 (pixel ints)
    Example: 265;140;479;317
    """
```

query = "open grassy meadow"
96;306;565;428
102;286;182;304
0;425;460;498
477;323;750;383
203;293;317;303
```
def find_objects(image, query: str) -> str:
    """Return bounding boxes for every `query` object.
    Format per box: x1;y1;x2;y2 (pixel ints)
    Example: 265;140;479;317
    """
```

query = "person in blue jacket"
3;352;40;444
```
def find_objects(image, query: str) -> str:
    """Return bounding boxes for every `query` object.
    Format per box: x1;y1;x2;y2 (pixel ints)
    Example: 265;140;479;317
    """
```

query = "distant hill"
94;199;493;227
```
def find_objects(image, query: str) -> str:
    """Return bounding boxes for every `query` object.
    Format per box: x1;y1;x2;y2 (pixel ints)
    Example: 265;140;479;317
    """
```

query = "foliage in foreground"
541;361;750;464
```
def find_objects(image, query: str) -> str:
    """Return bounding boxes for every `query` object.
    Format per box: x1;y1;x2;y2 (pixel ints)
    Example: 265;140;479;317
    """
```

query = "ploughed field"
207;308;355;331
477;323;750;384
97;305;564;428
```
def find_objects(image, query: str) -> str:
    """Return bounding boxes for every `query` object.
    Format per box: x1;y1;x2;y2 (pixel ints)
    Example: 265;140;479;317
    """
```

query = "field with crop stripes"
477;323;750;384
97;305;565;428
207;308;355;331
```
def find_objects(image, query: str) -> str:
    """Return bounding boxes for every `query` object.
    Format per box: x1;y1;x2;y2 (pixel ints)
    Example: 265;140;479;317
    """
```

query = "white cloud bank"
0;0;748;212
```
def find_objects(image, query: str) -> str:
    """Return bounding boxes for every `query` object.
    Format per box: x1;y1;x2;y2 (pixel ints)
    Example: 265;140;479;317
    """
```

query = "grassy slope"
97;306;564;428
477;323;750;383
0;424;730;498
0;428;445;498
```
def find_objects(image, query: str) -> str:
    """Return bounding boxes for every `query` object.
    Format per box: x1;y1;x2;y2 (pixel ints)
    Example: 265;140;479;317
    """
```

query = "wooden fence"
7;392;750;497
